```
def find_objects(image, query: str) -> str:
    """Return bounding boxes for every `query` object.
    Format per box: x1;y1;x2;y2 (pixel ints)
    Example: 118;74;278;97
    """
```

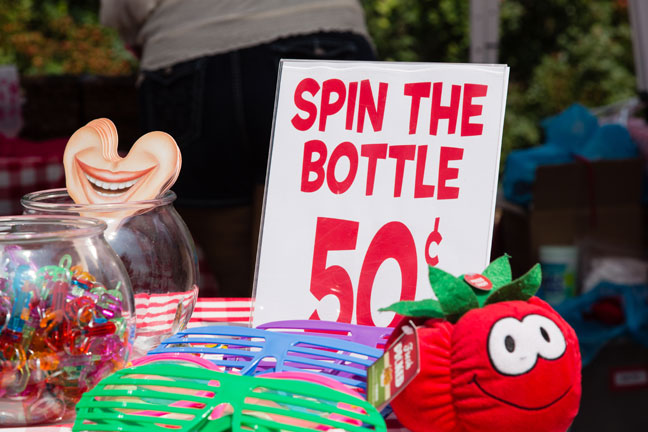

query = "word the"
404;82;488;136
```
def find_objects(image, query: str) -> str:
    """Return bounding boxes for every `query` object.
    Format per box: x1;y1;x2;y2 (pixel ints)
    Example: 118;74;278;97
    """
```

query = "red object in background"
0;134;67;158
584;296;625;326
0;134;68;216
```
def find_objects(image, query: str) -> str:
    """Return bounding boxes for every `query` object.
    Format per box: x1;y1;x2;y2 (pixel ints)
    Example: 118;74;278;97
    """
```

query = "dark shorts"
138;31;376;207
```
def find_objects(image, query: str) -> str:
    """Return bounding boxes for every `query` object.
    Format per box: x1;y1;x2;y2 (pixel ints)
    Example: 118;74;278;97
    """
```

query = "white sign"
253;61;509;328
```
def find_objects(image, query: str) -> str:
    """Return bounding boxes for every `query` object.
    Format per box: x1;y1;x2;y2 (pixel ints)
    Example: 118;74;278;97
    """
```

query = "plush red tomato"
383;256;581;432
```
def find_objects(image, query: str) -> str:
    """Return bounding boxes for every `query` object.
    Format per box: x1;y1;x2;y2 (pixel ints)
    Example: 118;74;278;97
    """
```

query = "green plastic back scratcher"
73;363;387;432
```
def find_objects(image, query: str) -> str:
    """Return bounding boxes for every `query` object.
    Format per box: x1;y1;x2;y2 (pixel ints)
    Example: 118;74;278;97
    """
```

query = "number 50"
308;217;423;327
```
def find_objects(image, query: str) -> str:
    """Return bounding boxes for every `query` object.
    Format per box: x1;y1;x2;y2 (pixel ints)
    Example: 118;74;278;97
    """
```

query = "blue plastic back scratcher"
257;320;393;349
148;325;383;392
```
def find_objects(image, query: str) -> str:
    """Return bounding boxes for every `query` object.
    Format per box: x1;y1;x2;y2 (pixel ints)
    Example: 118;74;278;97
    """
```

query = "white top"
100;0;371;71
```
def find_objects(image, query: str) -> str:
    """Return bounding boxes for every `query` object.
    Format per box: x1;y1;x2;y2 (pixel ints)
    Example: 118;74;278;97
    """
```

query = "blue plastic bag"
577;123;638;160
555;282;648;366
503;103;640;205
502;144;572;206
541;103;599;153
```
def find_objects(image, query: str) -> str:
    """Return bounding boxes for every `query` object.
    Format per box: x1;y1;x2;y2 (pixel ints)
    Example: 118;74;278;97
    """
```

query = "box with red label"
570;338;648;431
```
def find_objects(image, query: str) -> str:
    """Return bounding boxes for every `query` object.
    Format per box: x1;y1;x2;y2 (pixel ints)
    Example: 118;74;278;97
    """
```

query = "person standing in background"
100;0;376;297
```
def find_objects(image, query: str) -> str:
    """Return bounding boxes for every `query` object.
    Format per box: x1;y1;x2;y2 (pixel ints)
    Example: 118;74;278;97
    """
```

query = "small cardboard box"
570;338;648;432
498;158;645;277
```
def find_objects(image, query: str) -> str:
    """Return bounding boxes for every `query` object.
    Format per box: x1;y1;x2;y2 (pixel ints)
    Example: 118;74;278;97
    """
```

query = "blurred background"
0;2;646;429
0;0;638;160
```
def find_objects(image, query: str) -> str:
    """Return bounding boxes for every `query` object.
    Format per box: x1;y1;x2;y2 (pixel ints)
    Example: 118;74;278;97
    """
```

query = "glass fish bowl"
0;215;135;425
21;189;199;359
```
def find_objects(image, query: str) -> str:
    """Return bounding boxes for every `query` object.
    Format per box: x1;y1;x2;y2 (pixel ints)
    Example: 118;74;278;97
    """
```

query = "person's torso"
139;0;370;71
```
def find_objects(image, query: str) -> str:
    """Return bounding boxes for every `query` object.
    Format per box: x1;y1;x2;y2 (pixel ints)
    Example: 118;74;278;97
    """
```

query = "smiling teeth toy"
381;255;582;432
63;118;181;205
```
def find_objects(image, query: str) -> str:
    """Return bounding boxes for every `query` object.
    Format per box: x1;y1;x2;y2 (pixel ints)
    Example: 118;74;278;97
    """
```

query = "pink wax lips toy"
63;118;181;205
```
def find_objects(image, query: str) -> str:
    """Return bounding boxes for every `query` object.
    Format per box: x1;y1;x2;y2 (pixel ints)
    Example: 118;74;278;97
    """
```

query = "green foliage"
500;0;636;152
0;0;136;76
499;0;594;83
361;0;470;62
0;0;636;164
362;0;636;164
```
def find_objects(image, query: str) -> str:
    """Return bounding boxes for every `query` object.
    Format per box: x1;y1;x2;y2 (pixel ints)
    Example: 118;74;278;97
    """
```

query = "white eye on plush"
524;314;566;360
487;314;567;376
488;317;538;376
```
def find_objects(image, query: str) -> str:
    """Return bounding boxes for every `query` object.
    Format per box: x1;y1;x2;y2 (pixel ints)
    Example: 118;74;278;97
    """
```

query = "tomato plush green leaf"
380;298;444;318
481;254;513;287
484;263;542;305
429;266;479;323
470;284;492;307
465;254;514;307
380;256;542;323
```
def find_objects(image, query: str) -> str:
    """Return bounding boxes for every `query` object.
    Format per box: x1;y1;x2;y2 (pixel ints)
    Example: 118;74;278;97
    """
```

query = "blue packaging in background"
538;245;578;304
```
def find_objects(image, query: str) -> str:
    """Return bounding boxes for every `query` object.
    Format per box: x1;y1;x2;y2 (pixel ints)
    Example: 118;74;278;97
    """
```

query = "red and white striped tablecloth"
0;135;68;216
133;295;253;338
187;297;254;327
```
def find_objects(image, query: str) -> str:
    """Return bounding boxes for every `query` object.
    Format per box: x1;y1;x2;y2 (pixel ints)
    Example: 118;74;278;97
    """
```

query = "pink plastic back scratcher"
260;371;360;397
132;353;224;371
257;320;394;349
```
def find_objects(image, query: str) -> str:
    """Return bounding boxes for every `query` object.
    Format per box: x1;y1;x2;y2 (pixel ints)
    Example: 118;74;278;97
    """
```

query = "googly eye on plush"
488;314;567;376
487;316;539;376
524;314;566;361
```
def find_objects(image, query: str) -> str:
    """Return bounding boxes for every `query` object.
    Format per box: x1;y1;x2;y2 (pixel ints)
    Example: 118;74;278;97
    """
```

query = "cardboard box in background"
570;338;648;432
497;158;645;280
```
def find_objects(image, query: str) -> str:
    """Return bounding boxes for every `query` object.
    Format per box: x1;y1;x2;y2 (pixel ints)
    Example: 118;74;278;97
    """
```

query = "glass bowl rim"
21;188;177;213
0;215;108;243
